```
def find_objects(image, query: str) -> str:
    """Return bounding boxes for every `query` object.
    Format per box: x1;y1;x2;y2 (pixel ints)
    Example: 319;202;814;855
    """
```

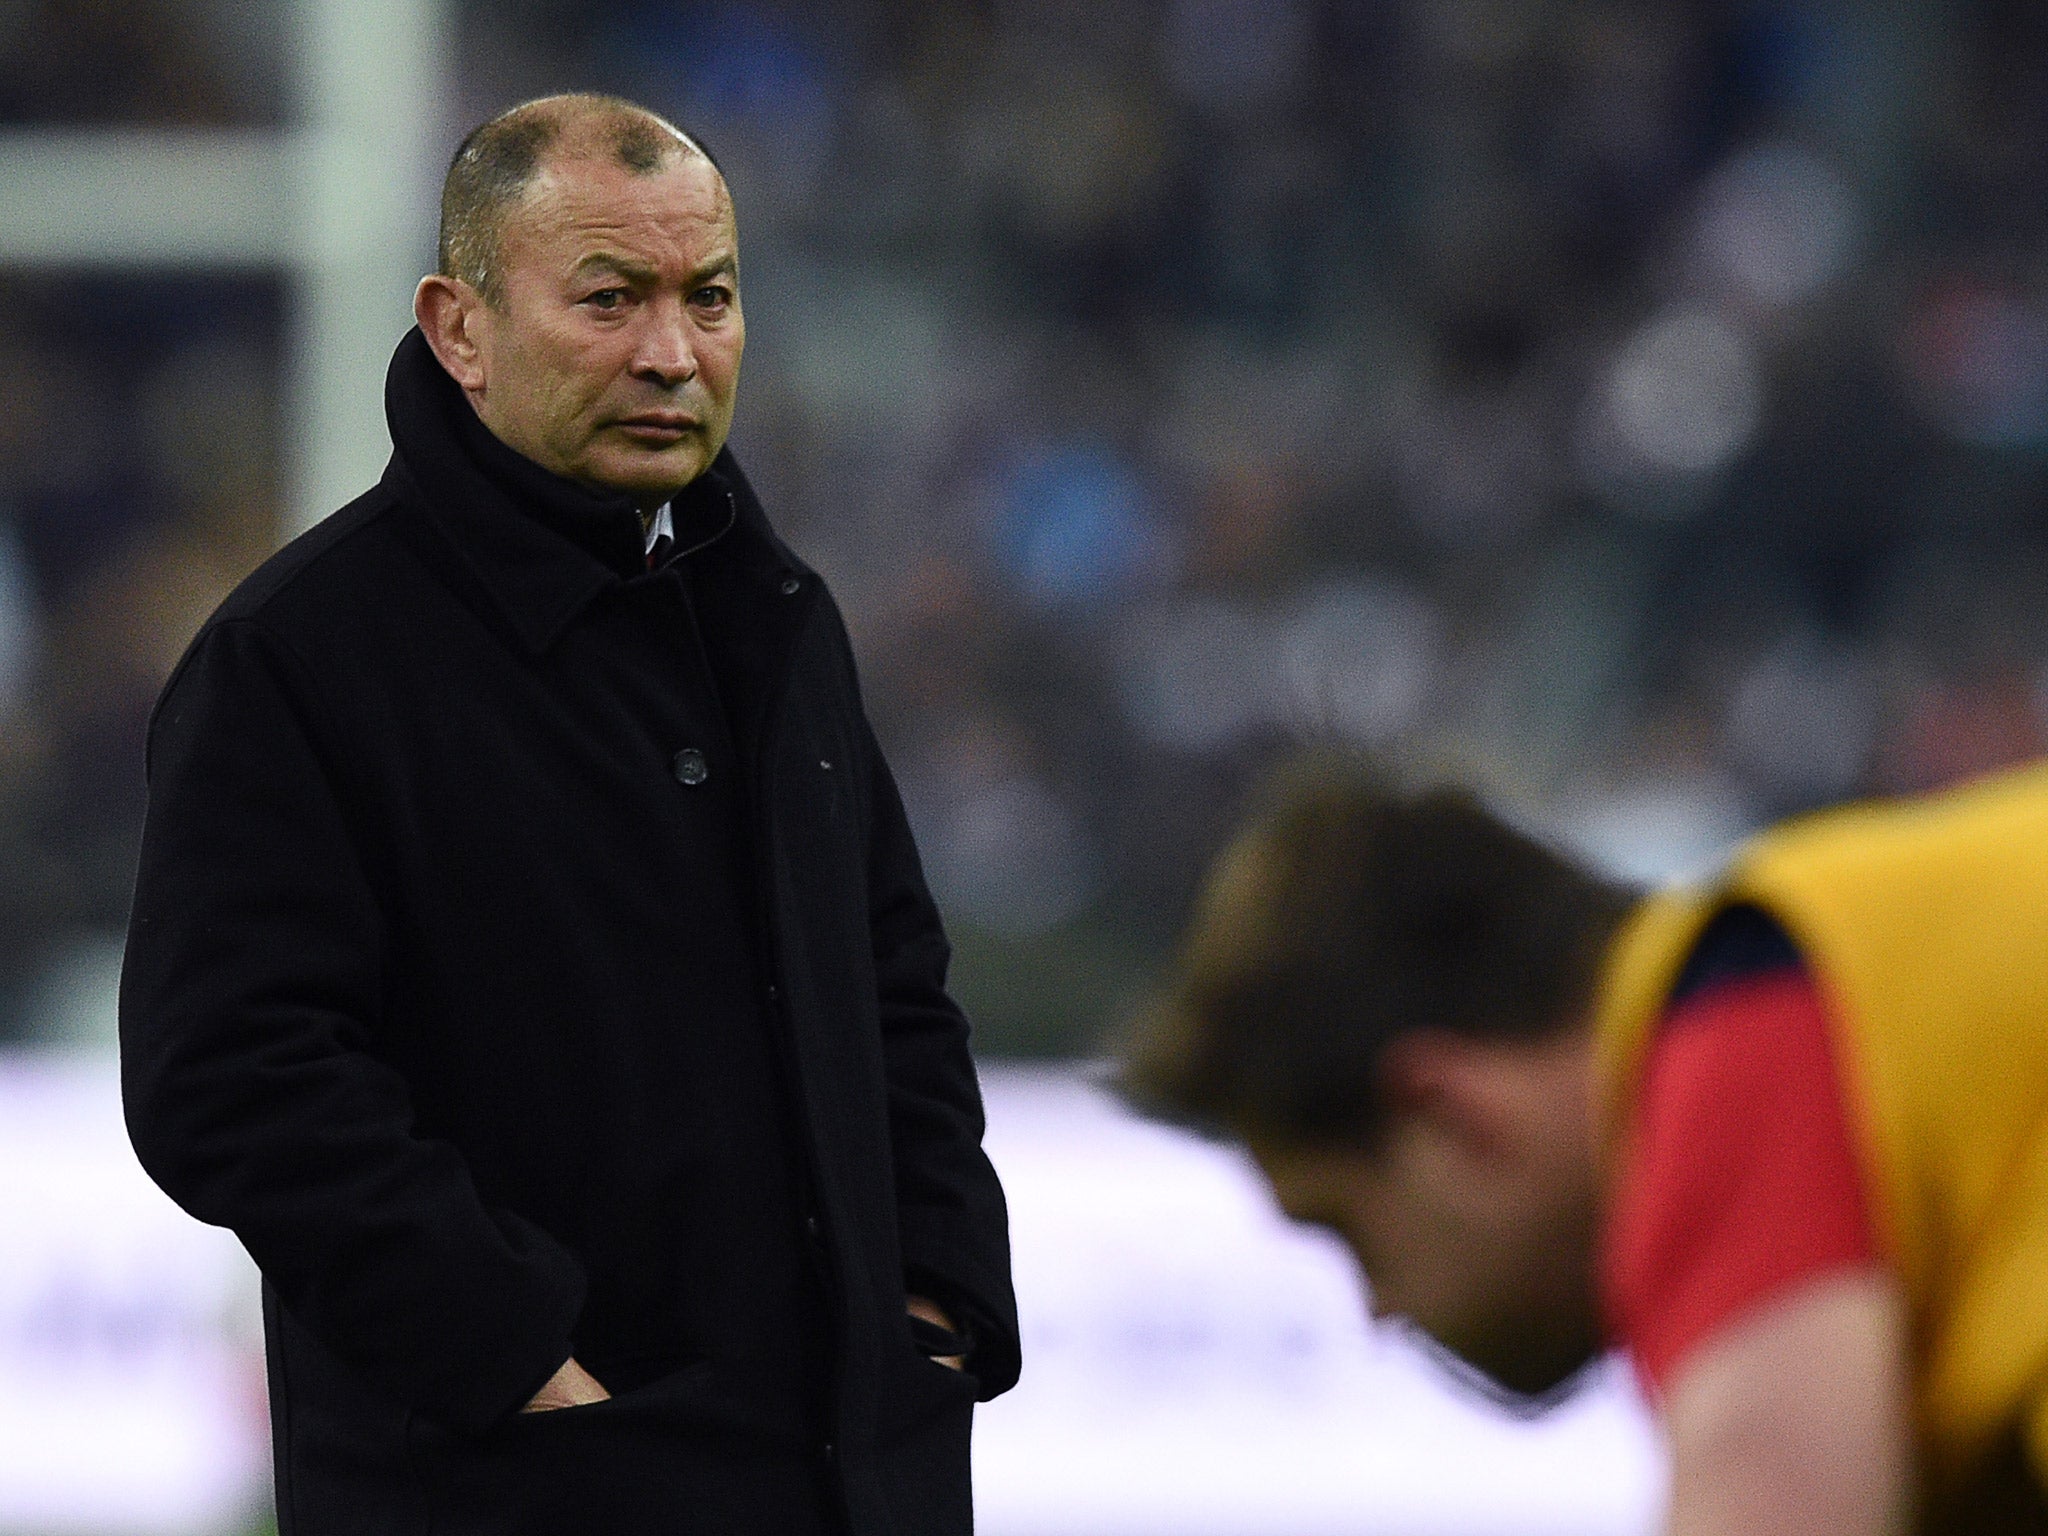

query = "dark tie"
645;531;674;570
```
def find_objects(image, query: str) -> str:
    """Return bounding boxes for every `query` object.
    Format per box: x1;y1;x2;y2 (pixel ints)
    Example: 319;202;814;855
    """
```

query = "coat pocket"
412;1360;724;1535
881;1339;980;1434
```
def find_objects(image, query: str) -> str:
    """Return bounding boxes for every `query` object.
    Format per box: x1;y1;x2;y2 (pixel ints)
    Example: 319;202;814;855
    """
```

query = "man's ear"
414;274;489;394
1377;1030;1525;1165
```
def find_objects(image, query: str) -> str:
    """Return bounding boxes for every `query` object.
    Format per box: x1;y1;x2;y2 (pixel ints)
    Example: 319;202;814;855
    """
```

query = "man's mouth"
613;413;698;443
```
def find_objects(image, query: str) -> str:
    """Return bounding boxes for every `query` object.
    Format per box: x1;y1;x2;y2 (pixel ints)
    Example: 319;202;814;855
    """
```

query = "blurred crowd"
4;0;2048;1051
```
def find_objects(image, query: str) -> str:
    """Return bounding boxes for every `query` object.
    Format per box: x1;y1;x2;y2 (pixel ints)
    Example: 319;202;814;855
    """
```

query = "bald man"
120;95;1018;1536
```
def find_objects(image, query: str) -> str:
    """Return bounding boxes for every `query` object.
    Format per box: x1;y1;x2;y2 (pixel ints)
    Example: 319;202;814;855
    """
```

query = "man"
120;94;1017;1536
1119;756;2048;1534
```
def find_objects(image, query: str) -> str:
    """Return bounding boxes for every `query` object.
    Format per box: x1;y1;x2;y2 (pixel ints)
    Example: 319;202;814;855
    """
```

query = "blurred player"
1120;756;2048;1533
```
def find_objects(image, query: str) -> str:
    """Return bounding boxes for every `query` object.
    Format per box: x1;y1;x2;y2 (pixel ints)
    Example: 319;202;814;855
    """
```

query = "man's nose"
632;301;698;388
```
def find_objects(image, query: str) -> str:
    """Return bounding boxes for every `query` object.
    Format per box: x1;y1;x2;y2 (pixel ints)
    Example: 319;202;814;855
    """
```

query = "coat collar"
380;326;804;656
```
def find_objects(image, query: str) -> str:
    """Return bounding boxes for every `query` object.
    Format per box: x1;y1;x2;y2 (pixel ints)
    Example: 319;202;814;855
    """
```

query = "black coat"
119;330;1019;1536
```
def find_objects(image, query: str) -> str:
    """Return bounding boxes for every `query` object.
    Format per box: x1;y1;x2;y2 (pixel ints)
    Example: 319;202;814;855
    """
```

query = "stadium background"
0;0;2041;1531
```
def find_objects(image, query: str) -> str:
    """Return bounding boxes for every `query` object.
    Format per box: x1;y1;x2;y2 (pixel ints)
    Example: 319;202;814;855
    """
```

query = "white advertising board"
0;1053;266;1534
974;1068;1665;1536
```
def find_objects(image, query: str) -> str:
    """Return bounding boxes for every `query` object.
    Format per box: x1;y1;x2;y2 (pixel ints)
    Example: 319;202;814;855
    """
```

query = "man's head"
414;94;742;510
1120;758;1637;1398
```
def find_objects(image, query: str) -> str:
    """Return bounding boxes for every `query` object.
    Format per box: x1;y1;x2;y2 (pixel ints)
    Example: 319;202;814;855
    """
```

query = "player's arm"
1663;1267;1912;1536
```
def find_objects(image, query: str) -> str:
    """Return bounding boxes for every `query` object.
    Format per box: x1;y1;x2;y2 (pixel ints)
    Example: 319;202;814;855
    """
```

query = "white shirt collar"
643;501;673;556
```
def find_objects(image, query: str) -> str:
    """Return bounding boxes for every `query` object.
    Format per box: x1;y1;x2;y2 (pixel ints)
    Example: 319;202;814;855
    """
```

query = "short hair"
437;93;715;304
1118;757;1636;1148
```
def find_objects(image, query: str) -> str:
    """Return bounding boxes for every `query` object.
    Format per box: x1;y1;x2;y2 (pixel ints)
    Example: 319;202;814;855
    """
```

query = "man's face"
466;151;743;507
1249;1103;1601;1402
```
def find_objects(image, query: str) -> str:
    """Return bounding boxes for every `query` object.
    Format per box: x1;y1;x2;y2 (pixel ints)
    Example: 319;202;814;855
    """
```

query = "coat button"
806;1213;822;1240
779;575;802;596
671;748;709;786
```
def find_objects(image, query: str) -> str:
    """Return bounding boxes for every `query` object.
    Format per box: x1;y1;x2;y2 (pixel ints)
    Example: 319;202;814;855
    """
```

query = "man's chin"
579;446;711;505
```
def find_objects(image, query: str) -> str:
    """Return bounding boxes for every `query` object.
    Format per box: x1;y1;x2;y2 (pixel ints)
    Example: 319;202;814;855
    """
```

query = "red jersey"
1601;910;1879;1397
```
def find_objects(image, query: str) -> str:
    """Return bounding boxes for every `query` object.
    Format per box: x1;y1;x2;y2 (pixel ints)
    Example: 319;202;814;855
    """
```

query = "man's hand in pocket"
907;1294;967;1371
521;1356;611;1412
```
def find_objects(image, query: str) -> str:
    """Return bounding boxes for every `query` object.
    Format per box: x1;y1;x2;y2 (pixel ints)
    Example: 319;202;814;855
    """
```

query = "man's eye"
584;289;627;310
691;287;731;309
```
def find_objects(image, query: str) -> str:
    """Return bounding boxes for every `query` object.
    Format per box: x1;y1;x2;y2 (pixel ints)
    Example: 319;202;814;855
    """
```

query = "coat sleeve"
119;617;586;1434
858;712;1021;1397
